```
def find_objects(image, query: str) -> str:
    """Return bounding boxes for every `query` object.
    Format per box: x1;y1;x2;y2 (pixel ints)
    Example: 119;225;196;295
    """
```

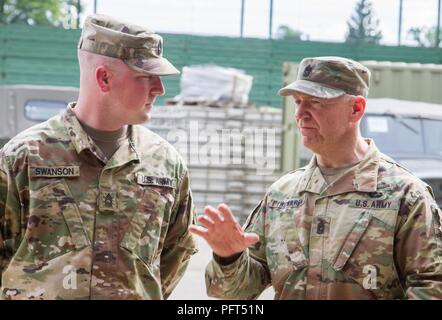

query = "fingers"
188;225;208;239
196;215;214;230
190;205;228;239
204;206;224;223
244;232;259;246
217;203;236;223
189;205;259;257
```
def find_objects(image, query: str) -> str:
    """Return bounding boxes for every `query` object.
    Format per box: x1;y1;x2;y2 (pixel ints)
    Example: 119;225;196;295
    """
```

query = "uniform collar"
63;103;140;165
298;138;380;196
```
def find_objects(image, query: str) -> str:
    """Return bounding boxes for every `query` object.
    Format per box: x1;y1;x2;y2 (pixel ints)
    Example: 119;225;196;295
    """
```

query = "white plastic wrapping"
174;65;253;107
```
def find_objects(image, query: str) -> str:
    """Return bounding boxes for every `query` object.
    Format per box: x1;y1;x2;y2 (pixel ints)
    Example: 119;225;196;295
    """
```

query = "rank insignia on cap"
157;39;163;56
303;64;314;77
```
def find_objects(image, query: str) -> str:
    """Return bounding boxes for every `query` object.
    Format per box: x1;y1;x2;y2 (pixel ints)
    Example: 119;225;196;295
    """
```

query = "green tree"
276;24;309;41
0;0;83;28
346;0;382;44
408;26;442;48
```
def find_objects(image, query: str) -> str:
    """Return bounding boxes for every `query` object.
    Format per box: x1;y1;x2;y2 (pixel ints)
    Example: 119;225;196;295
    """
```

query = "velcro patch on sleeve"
30;166;80;178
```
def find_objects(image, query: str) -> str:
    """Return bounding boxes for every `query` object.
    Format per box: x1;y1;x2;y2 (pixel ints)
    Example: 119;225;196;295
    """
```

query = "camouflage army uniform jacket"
206;139;442;299
0;105;198;300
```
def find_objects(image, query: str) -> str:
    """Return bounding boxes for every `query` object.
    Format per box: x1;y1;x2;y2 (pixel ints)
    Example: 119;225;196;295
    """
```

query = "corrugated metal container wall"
362;61;442;104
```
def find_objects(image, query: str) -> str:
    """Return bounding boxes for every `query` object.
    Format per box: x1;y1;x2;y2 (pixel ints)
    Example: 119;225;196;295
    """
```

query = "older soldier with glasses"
189;56;442;299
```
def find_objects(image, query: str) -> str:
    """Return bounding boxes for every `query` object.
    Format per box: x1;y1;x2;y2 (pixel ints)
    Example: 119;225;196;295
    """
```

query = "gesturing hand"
188;203;259;258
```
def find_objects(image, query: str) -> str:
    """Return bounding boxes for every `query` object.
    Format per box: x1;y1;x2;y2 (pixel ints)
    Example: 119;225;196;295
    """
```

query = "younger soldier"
190;56;442;299
0;14;197;300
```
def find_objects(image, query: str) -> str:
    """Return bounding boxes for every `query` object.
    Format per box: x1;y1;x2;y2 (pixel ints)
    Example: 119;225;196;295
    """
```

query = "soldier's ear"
96;66;111;92
351;96;366;122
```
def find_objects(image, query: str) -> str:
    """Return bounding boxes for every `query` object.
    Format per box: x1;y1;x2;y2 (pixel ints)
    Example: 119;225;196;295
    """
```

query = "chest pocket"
120;185;173;267
19;180;90;262
331;210;398;295
266;204;308;290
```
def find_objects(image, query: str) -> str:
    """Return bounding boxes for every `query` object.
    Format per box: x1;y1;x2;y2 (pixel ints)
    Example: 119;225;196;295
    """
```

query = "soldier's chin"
144;105;153;120
128;112;151;125
140;112;151;124
302;137;317;151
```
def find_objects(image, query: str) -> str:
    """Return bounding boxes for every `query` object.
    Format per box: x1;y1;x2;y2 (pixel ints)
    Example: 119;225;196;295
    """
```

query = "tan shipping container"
361;61;442;104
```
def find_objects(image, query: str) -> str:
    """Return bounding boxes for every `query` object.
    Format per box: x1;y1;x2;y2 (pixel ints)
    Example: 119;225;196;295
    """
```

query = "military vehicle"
363;98;442;206
0;85;79;147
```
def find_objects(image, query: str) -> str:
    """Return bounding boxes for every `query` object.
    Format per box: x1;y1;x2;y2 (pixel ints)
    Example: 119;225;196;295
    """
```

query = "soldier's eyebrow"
306;96;326;103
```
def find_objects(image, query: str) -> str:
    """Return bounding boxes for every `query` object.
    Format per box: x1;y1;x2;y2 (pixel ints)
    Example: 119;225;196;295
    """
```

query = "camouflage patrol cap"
78;14;179;76
279;56;370;98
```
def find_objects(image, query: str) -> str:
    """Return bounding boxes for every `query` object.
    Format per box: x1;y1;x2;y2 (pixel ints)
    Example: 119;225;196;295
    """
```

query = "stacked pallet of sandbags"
145;105;282;223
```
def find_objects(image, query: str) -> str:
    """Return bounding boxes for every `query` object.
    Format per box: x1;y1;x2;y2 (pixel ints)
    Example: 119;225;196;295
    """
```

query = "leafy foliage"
276;24;309;41
408;26;442;48
346;0;382;44
0;0;83;28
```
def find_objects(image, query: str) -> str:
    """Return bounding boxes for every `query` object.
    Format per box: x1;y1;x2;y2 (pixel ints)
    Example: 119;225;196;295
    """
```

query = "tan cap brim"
125;56;180;76
278;79;345;99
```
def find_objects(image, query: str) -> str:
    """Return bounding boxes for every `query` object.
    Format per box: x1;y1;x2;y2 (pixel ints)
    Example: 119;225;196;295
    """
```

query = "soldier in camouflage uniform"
189;56;442;299
0;14;197;300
